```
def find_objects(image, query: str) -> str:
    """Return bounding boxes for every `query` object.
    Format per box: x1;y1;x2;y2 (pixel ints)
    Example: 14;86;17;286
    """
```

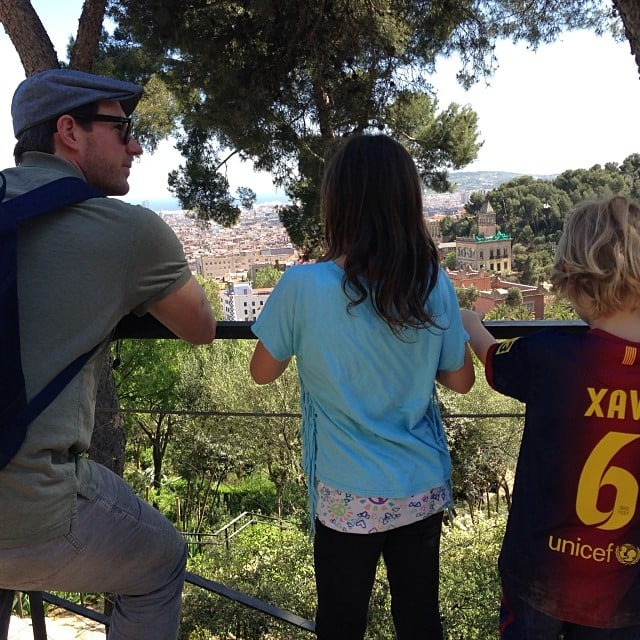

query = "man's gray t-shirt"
0;152;191;547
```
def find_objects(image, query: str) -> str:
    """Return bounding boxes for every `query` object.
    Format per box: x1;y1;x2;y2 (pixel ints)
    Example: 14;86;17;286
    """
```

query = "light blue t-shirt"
252;261;467;517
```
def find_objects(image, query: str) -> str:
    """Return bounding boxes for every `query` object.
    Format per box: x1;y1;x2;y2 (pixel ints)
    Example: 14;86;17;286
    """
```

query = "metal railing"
113;315;588;342
5;316;588;639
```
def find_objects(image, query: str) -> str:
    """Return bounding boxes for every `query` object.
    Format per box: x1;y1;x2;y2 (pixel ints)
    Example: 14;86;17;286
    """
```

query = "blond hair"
550;195;640;317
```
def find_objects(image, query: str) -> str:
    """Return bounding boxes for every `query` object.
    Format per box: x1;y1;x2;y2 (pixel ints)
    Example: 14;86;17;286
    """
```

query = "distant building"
197;253;242;280
447;268;545;319
425;216;443;244
455;201;512;273
219;283;273;321
196;246;297;279
437;241;456;263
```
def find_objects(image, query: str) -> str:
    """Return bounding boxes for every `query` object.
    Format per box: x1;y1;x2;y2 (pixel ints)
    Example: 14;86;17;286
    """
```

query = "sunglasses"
73;114;134;145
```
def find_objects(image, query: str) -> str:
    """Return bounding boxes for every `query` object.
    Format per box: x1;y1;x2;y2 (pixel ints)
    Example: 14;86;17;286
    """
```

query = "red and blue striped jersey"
487;328;640;628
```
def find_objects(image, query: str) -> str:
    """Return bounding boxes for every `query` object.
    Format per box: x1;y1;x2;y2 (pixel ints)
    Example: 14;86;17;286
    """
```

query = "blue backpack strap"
0;173;104;469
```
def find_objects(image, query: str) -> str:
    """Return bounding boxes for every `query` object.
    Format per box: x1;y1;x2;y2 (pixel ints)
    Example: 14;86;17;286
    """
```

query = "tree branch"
70;0;108;71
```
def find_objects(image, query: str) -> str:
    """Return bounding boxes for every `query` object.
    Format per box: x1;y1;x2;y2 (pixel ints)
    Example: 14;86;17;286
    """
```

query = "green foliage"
440;359;523;518
181;523;316;640
168;128;241;227
219;475;278;515
237;187;257;211
277;199;325;261
93;29;180;152
385;90;480;190
544;296;579;320
484;303;535;320
456;285;479;309
464;192;486;216
168;419;253;532
252;266;282;289
117;337;305;531
106;0;494;252
487;176;571;247
510;245;550;285
105;0;620;253
11;591;34;618
554;162;633;204
195;275;223;319
504;287;523;307
113;334;523;638
441;214;475;241
444;157;640;283
114;334;514;638
132;74;183;152
443;250;457;270
115;338;197;489
440;515;505;638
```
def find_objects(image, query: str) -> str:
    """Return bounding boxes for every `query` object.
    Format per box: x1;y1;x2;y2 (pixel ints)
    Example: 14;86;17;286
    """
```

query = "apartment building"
220;283;273;321
196;246;297;280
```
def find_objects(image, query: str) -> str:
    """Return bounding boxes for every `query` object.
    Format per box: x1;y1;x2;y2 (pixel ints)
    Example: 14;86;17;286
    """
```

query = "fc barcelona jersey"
487;328;640;628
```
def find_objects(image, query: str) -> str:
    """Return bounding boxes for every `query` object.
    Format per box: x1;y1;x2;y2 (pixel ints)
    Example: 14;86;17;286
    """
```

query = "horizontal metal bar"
113;315;588;341
112;315;256;340
184;571;316;634
480;319;588;338
40;592;110;626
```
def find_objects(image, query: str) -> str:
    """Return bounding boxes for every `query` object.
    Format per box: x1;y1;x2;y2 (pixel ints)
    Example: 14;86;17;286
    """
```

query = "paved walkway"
7;614;105;640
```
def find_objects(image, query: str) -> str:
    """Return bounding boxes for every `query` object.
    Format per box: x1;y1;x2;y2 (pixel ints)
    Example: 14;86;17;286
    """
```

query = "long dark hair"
320;133;441;335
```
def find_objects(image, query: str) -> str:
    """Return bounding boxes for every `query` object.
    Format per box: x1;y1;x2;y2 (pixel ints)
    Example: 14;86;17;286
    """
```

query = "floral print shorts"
316;481;451;534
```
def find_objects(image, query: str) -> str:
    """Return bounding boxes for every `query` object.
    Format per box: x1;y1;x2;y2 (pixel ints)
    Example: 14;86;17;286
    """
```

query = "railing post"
0;589;14;640
27;592;47;640
0;591;46;640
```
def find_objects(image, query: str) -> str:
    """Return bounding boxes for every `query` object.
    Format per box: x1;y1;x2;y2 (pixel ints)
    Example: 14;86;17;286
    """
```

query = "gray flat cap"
12;68;144;137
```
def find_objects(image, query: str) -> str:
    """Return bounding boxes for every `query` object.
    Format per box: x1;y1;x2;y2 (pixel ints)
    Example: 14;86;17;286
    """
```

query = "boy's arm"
460;309;497;366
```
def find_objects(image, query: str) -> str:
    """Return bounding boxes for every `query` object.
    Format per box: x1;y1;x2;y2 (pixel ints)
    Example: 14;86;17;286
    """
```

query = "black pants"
500;580;640;640
313;511;444;640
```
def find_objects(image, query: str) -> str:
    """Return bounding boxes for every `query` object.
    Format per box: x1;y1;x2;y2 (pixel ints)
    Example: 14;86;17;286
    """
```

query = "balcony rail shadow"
2;315;588;640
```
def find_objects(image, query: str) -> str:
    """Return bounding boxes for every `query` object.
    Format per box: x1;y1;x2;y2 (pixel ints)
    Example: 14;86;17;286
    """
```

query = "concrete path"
7;614;105;639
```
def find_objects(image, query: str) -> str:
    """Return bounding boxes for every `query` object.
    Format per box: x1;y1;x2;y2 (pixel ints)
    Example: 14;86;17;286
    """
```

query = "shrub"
180;512;506;639
181;522;315;639
440;513;505;639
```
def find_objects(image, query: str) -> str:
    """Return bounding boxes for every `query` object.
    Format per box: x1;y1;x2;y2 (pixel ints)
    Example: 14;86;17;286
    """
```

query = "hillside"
447;170;557;192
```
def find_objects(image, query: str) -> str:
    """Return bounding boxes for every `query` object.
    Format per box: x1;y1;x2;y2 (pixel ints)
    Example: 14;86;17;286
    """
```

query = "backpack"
0;172;104;469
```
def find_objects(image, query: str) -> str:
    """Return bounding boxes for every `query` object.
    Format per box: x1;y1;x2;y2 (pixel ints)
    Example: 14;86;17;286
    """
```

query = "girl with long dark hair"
251;133;474;639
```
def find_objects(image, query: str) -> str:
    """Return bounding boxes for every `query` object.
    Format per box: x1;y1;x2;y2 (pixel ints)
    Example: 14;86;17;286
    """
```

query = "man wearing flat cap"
0;68;216;639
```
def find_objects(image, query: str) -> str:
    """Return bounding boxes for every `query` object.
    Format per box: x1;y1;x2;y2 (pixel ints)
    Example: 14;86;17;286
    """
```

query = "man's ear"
54;114;81;151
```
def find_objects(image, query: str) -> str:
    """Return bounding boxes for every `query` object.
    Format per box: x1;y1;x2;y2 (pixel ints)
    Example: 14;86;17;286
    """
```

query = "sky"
1;1;640;209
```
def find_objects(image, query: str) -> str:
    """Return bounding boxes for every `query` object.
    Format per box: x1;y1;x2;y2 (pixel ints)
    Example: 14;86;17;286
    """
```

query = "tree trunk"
88;349;125;624
88;349;126;476
0;0;59;73
615;0;640;78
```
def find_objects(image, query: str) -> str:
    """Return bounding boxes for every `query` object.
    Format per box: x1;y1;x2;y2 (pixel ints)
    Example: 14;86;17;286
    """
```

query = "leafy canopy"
105;0;618;256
